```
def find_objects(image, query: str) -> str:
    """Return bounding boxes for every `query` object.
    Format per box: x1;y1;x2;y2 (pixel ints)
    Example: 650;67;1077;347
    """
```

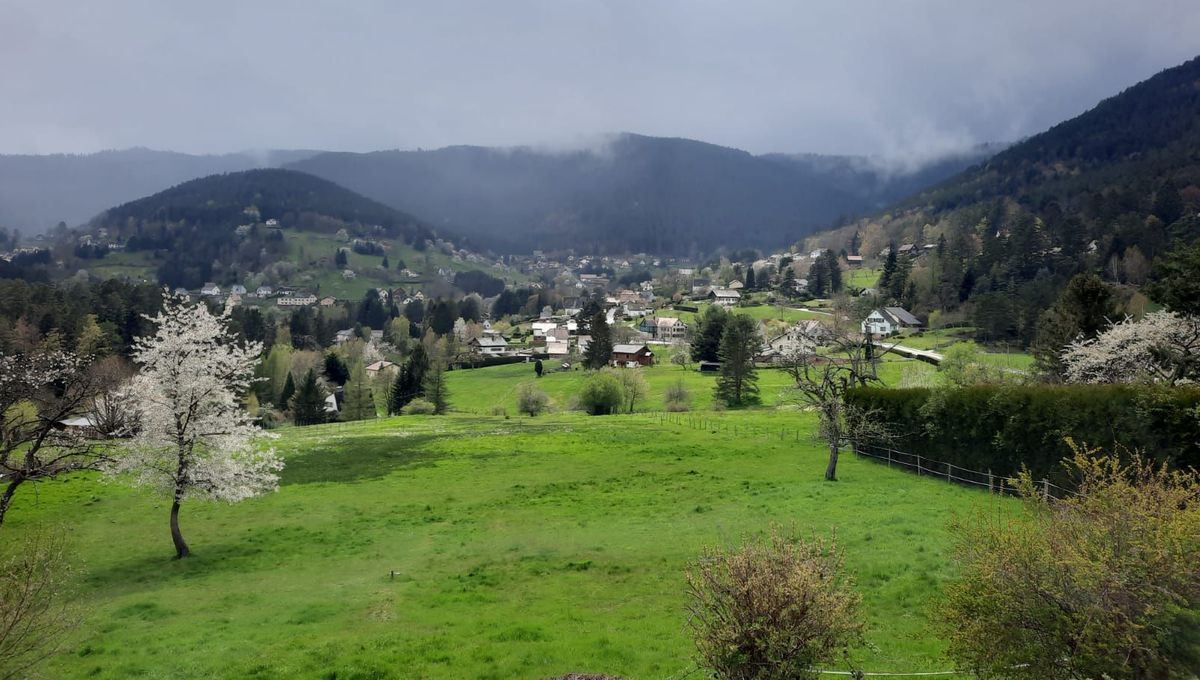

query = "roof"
472;336;509;347
710;288;742;298
365;360;397;371
612;344;651;354
882;307;921;325
655;316;683;327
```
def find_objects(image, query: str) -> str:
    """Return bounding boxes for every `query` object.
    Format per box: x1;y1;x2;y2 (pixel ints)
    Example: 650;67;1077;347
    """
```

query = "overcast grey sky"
2;0;1198;159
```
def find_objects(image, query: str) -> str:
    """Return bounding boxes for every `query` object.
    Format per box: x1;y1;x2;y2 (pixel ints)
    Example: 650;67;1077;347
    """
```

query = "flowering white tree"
112;294;281;558
1062;311;1200;385
0;350;108;528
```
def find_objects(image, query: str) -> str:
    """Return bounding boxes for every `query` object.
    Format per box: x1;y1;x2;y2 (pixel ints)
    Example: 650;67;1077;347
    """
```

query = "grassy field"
844;267;880;289
445;358;932;414
671;302;829;327
8;407;1010;679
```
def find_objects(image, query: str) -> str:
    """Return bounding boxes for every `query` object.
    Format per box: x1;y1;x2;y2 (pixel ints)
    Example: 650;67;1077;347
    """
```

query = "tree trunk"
0;476;22;528
825;440;839;481
170;499;190;558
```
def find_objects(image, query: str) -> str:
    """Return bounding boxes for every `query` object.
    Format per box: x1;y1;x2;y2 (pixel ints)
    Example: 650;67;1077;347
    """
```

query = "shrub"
401;398;436;415
489;405;508;417
516;383;549;417
665;380;692;412
687;528;864;679
579;372;625;415
0;528;78;679
938;445;1200;678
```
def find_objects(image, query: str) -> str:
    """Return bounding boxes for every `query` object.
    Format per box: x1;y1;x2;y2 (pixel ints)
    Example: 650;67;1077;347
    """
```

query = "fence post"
916;453;921;476
946;462;953;483
1043;478;1050;500
887;447;892;468
988;469;994;494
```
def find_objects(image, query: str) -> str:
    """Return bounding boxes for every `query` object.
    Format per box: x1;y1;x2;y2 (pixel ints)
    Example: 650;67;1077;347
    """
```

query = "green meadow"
9;358;989;680
8;405;1008;679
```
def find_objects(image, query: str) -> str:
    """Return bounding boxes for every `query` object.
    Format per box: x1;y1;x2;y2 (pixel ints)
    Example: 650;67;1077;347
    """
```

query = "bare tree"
0;350;109;527
783;330;891;481
0;527;79;680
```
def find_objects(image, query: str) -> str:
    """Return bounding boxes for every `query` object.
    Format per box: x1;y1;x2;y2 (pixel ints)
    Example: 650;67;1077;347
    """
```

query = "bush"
686;527;864;679
401;398;436;415
516;383;550;417
938;445;1200;678
579;372;625;416
665;380;692;412
489;405;508;417
846;385;1200;487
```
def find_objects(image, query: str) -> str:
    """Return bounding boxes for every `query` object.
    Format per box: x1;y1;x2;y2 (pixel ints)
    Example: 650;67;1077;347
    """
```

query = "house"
319;296;337;306
225;293;242;307
365;360;399;379
810;248;826;259
531;320;559;340
728;279;744;290
691;277;712;295
229;284;247;295
255;285;274;297
758;320;830;363
277;294;317;307
709;288;741;307
861;307;922;335
200;282;221;296
639;316;688;341
172;287;190;298
622;301;653;317
845;255;864;268
334;329;355;343
342;269;356;280
369;330;384;344
469;336;510;356
324;393;339;414
897;244;917;257
611;343;654;367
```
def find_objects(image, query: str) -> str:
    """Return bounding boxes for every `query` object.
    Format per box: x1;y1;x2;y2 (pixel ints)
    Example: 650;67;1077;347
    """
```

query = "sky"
2;0;1199;161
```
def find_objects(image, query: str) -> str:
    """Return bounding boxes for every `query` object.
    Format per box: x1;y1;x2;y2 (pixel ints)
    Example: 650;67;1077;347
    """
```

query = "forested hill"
0;148;319;234
809;54;1200;346
285;133;992;254
80;169;439;289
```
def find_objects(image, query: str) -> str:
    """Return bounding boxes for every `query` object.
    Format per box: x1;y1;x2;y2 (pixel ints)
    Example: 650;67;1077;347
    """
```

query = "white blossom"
111;293;281;506
1062;311;1200;385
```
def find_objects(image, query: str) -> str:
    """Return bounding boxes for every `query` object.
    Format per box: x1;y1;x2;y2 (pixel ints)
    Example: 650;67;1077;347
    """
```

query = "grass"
446;357;931;415
7;408;1010;679
671;302;829;327
844;267;880;289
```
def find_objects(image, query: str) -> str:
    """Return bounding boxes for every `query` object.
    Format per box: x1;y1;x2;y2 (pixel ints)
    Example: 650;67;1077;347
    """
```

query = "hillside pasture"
7;410;1009;679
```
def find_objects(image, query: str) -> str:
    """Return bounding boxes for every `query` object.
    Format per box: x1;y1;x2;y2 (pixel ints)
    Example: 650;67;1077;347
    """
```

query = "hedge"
845;385;1200;488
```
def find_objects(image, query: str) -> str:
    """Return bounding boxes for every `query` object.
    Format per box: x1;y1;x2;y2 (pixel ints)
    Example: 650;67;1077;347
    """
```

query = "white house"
255;285;273;297
709;288;742;307
469;336;510;356
277;294;318;307
365;360;399;379
758;320;831;363
229;284;248;295
861;307;922;335
200;282;221;296
639;316;688;340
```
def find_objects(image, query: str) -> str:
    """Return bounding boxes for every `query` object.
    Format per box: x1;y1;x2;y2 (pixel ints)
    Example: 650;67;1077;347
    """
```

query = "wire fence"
852;441;1072;500
652;410;809;443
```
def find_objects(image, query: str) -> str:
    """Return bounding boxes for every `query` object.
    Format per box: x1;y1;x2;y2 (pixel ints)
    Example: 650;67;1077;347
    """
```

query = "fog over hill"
285;134;997;254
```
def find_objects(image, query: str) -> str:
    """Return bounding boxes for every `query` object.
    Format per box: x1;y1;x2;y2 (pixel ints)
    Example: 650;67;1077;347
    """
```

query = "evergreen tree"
1153;179;1184;225
849;230;862;255
381;255;389;269
422;350;450;414
714;314;762;406
1031;274;1119;377
321;354;350;386
584;311;613;369
690;305;728;363
335;249;348;268
745;267;756;290
878;244;898;291
275;371;295;411
290;369;327;426
390;343;430;412
340;363;374;421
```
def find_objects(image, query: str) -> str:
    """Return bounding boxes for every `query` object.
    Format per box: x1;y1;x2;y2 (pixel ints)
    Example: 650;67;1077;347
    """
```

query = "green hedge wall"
845;385;1200;487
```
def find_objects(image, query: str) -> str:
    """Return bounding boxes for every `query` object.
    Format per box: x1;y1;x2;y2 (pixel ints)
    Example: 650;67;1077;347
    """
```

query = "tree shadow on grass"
281;434;446;486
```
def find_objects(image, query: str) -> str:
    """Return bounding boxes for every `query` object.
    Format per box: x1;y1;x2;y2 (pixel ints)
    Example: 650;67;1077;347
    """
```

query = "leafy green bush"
665;380;692;412
516;383;550;417
846;385;1200;486
579;372;625;416
401;398;436;415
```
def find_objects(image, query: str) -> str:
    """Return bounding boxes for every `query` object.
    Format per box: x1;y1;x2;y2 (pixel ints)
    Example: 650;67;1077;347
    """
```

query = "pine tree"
584;311;613;369
689;305;728;363
745;267;756;290
422;352;450;414
714;314;762;406
290;369;327;426
276;371;295;410
335;249;348;268
381;255;389;269
390;343;429;412
878;243;898;292
341;363;375;421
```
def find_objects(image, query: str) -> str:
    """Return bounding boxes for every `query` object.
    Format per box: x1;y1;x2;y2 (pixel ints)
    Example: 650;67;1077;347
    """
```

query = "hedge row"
845;385;1200;487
